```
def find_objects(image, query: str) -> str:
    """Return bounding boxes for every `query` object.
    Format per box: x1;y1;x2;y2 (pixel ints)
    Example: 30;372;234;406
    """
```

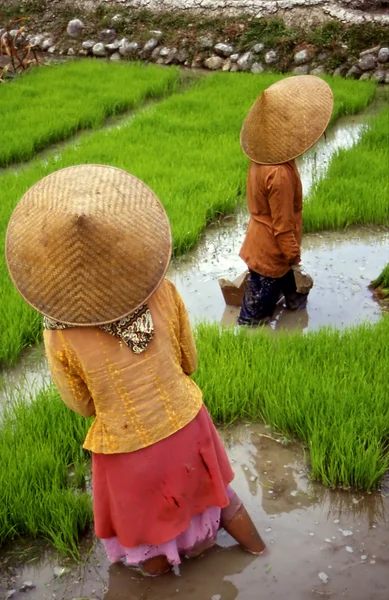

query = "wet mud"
1;424;388;600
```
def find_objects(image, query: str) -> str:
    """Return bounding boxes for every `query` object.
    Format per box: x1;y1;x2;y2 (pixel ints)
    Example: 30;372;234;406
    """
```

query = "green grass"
1;318;388;555
371;264;389;298
0;73;377;367
195;317;389;491
0;60;179;167
0;385;92;556
304;107;389;231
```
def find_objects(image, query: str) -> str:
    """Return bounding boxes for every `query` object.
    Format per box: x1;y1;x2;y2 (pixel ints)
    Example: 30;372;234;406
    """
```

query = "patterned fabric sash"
43;305;154;354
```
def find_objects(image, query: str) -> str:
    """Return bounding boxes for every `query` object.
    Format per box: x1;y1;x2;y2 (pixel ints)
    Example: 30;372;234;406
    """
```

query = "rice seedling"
1;317;388;556
304;107;389;231
0;384;92;556
0;73;377;366
0;60;178;166
371;263;389;299
194;317;389;491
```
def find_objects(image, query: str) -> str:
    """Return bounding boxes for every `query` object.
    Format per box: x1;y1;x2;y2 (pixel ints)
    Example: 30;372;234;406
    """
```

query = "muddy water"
170;221;389;331
1;424;388;600
168;109;388;330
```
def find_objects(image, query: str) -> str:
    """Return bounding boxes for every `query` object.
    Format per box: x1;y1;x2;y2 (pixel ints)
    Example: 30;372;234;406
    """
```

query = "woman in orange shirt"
238;76;334;326
6;165;265;576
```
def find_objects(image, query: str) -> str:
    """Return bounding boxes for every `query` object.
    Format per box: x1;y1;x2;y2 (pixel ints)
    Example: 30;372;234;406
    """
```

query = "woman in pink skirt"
6;165;265;576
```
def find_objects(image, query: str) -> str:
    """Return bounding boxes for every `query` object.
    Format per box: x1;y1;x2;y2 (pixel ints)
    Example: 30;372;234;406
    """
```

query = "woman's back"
44;279;203;454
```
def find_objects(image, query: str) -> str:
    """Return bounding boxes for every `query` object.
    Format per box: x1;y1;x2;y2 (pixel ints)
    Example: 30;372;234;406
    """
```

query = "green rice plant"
0;385;92;556
0;73;377;366
371;264;389;299
194;317;389;491
304;107;389;231
0;60;178;167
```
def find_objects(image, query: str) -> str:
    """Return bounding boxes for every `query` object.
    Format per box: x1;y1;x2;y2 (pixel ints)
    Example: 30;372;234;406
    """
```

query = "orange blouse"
239;160;303;278
44;279;203;454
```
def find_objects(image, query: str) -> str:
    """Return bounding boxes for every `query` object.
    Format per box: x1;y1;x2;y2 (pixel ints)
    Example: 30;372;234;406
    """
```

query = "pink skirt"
92;405;240;566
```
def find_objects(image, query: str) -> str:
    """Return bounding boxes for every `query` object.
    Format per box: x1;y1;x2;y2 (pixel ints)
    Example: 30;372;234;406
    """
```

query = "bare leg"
221;504;266;555
140;555;172;577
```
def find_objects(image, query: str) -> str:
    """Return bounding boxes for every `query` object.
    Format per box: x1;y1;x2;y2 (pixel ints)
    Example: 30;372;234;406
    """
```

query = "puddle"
0;344;49;409
169;221;389;331
1;423;388;600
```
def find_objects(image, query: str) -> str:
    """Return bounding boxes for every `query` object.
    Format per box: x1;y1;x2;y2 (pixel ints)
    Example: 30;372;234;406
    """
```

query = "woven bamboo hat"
6;165;172;325
240;75;334;165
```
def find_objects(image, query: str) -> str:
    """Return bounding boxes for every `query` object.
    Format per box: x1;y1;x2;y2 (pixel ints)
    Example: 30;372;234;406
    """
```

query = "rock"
93;43;107;57
29;35;43;48
48;46;56;55
159;47;169;58
9;29;19;38
164;48;178;65
99;29;116;43
293;65;310;75
214;43;234;58
294;48;311;65
222;58;231;72
230;63;239;72
176;49;189;63
191;55;203;69
143;38;158;54
111;14;123;25
358;54;377;71
204;55;223;70
318;572;329;584
346;546;354;553
372;70;386;83
5;591;16;600
346;65;361;79
150;30;163;40
119;39;138;57
110;52;121;62
151;46;162;60
219;272;248;307
237;51;253;71
378;47;389;63
359;72;371;80
265;50;277;65
78;49;88;56
99;29;116;44
19;582;36;593
311;66;326;76
41;38;54;51
385;73;389;85
252;43;265;54
82;40;95;52
67;48;75;56
251;62;264;74
198;34;214;50
318;51;329;61
230;53;239;63
359;45;380;57
105;41;120;53
333;64;348;76
66;19;84;39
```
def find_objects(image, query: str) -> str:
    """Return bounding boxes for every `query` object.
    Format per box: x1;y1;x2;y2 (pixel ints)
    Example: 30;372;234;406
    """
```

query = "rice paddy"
0;60;178;167
0;385;91;555
0;71;378;367
0;63;388;557
195;317;389;491
305;105;389;231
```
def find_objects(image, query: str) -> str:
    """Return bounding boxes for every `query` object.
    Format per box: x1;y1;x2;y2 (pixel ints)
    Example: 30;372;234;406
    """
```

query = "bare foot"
140;555;172;577
221;505;266;555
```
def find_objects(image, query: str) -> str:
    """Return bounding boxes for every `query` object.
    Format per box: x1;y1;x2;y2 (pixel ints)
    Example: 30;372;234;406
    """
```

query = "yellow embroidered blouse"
44;279;203;454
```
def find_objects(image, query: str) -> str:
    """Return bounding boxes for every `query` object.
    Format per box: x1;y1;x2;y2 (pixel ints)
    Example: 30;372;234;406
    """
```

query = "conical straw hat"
240;75;334;165
6;165;172;325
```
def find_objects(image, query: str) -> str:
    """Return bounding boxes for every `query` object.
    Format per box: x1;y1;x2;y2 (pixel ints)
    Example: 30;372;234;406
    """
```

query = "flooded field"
1;424;388;600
